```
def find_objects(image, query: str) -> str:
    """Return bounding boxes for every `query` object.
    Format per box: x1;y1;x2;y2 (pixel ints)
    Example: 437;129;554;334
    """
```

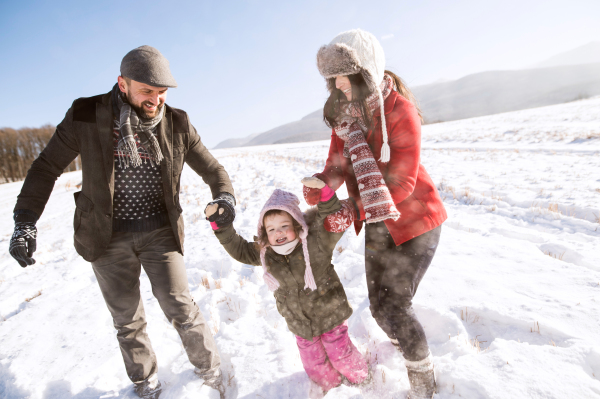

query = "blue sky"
1;0;599;148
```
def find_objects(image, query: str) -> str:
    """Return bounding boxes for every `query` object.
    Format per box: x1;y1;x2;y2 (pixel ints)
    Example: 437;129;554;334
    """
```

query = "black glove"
9;210;39;268
204;193;236;229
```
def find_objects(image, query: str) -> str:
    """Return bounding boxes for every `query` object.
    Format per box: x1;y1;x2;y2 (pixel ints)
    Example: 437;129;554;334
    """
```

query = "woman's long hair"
323;70;422;129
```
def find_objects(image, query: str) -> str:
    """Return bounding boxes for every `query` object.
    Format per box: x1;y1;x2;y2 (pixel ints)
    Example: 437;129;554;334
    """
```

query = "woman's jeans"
296;321;368;391
365;223;442;362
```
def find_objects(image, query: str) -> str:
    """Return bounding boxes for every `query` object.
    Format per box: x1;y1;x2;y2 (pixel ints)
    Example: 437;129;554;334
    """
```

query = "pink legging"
296;321;368;391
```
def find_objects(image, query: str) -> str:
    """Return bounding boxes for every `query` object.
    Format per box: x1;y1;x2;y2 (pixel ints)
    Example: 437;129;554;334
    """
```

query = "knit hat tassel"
377;87;390;163
301;240;317;291
260;247;281;291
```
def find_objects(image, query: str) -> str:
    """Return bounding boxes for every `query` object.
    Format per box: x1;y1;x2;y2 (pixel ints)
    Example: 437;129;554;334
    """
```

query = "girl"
205;183;368;397
304;29;448;399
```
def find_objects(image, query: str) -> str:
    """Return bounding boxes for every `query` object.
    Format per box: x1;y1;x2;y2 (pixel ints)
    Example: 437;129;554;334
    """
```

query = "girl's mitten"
324;199;358;233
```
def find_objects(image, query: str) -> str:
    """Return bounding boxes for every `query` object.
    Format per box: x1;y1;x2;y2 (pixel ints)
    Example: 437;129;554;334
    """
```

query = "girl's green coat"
214;195;352;340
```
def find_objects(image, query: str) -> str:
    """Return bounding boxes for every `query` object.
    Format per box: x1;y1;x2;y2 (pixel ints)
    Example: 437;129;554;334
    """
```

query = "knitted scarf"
333;74;394;158
111;83;165;168
333;75;400;224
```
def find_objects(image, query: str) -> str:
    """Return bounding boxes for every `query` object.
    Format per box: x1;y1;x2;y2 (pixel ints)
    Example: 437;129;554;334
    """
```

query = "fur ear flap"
317;43;362;78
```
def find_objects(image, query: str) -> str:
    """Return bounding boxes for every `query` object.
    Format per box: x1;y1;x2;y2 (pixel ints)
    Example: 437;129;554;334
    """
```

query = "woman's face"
264;212;297;246
335;75;352;101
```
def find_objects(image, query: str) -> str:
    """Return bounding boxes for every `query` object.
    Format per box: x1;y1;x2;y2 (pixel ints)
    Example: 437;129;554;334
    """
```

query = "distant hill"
213;131;263;149
215;49;600;149
533;41;600;68
413;62;600;124
214;109;331;149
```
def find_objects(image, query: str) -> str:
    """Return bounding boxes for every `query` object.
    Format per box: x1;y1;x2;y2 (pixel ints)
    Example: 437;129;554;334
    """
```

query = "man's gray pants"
91;225;220;383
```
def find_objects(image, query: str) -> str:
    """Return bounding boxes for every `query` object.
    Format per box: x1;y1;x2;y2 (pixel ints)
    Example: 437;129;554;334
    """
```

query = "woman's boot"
405;352;435;399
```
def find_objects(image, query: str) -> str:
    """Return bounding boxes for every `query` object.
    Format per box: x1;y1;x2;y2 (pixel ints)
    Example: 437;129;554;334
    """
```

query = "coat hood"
257;189;317;291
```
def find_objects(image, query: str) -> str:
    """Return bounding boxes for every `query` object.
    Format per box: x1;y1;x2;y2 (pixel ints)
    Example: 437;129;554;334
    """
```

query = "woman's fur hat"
316;29;391;162
257;189;317;292
316;29;385;94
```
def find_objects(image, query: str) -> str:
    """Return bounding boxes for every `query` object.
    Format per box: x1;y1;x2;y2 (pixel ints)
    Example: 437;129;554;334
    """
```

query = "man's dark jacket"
14;91;234;262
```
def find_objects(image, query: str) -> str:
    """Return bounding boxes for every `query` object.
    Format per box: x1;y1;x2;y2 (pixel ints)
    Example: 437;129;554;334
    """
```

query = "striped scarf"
333;75;400;224
333;74;394;156
111;84;164;168
346;127;400;223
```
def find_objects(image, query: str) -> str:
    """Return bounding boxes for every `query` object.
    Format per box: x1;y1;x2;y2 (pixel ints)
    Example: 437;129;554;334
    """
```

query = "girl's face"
335;75;352;101
264;212;297;246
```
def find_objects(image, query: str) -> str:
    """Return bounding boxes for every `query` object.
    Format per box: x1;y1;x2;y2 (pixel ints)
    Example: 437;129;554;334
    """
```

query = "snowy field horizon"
1;97;599;398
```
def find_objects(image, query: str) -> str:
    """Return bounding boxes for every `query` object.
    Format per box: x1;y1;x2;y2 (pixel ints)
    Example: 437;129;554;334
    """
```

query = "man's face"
117;76;168;119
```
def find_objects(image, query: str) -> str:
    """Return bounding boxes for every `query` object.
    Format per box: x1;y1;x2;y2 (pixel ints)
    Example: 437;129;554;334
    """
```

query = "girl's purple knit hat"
257;189;317;292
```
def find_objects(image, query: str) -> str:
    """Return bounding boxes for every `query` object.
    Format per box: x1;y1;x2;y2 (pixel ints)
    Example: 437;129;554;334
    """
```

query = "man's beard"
125;92;164;119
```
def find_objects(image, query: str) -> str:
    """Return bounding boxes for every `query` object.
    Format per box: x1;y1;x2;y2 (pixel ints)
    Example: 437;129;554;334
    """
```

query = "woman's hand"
301;177;325;206
301;176;326;189
302;177;335;203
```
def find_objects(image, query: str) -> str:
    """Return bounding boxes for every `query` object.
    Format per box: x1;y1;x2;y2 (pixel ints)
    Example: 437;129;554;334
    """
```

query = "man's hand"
205;203;220;218
204;193;236;229
9;221;37;267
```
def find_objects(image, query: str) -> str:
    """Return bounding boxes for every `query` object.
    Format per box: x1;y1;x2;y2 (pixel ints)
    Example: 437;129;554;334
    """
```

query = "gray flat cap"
120;45;178;88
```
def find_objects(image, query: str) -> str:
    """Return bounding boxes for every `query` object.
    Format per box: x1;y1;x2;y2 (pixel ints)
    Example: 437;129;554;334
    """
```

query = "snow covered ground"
1;97;599;399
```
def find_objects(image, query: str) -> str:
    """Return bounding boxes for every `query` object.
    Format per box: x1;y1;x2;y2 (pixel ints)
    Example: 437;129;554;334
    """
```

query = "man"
9;46;236;399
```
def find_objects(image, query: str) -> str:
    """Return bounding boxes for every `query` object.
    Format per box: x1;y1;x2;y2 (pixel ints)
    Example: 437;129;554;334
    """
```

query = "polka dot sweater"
112;122;170;232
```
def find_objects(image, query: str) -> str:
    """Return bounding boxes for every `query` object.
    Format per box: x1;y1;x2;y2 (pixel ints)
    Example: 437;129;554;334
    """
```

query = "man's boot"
195;366;226;398
134;374;162;399
405;352;436;399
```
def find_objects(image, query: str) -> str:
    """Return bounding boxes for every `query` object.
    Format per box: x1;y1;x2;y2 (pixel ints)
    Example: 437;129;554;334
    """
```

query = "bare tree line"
0;125;80;184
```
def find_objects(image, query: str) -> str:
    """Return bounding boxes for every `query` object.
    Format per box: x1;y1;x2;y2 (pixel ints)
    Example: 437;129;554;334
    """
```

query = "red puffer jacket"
316;91;447;245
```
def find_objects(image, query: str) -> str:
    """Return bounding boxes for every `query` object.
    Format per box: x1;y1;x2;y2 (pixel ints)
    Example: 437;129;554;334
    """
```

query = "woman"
304;29;447;399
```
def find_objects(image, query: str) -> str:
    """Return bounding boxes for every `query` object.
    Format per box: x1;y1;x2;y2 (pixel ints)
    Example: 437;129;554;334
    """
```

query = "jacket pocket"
73;191;94;233
274;290;297;320
172;145;185;177
74;191;94;213
307;267;347;318
73;192;95;241
312;283;345;318
73;209;82;233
